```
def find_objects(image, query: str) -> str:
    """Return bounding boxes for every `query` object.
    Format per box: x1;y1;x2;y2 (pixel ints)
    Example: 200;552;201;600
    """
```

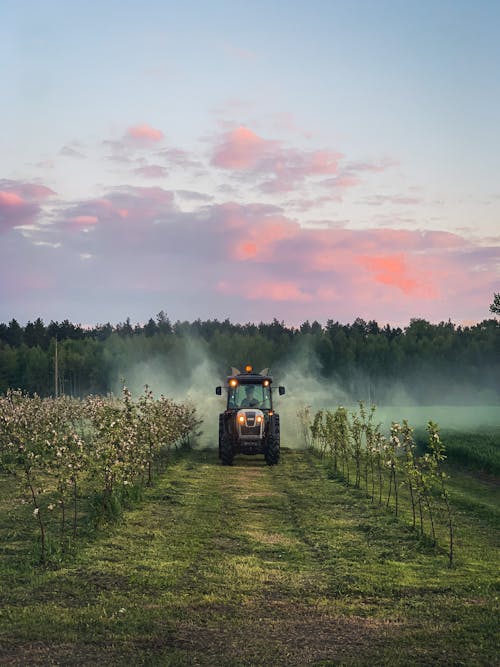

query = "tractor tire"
220;434;234;466
218;414;224;459
265;415;280;466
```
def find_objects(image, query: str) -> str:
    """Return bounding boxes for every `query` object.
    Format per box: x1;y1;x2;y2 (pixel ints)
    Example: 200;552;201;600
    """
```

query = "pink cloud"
60;187;176;234
210;202;299;261
163;203;492;316
212;126;273;169
326;175;360;188
0;181;55;201
211;126;344;192
358;254;423;295
0;191;24;207
6;190;497;325
103;126;167;164
126;124;164;144
0;180;55;232
71;215;99;226
235;241;258;259
320;175;360;196
13;182;55;200
309;151;341;175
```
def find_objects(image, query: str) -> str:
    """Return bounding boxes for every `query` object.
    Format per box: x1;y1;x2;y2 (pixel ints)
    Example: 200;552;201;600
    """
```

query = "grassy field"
1;444;499;666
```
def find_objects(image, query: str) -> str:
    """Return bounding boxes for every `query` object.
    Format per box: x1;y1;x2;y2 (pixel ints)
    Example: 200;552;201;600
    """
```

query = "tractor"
215;364;285;465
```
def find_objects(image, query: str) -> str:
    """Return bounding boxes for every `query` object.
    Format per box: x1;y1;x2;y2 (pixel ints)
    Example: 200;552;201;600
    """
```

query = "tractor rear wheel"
265;415;280;466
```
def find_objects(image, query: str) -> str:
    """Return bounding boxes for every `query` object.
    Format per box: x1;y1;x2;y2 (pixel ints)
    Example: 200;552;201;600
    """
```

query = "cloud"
102;128;203;182
103;139;132;162
211;126;345;193
125;124;164;144
103;124;166;163
60;145;86;159
3;186;498;325
360;194;423;206
218;279;313;302
156;147;202;170
60;186;175;233
0;191;24;207
134;164;168;179
212;126;274;170
0;181;55;200
175;190;213;202
70;215;99;226
358;255;423;295
0;180;55;233
344;159;397;173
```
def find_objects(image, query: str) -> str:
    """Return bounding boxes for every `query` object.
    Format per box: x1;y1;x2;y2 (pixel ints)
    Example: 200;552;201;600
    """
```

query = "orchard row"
299;404;454;566
0;388;199;563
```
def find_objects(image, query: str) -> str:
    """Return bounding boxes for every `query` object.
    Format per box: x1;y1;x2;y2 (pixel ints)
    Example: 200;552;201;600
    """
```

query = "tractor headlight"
238;415;245;424
256;415;263;423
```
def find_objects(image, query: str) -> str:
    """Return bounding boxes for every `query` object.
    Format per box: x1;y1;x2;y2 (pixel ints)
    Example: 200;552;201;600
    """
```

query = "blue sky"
1;0;499;325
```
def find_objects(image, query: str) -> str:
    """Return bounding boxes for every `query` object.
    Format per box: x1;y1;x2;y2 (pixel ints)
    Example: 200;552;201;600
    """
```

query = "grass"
440;428;500;476
0;448;499;666
412;426;500;477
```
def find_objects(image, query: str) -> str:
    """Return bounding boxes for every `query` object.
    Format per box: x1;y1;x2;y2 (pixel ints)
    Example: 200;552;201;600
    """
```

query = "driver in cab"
240;385;259;408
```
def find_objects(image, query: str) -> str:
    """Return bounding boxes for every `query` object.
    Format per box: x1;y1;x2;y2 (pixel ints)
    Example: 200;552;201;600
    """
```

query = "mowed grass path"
1;450;498;666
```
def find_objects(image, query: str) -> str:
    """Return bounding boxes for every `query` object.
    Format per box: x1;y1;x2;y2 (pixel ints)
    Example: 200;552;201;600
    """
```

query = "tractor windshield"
228;383;272;410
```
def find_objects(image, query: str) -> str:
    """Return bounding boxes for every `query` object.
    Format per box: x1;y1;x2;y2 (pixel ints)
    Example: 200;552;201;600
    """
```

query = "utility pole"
54;338;59;398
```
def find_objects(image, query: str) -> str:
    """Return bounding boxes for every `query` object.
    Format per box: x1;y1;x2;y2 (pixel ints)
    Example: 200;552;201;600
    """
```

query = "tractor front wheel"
220;434;234;466
265;415;280;466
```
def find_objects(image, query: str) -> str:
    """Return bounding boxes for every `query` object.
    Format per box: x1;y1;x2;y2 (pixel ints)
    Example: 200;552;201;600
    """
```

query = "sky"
1;0;499;327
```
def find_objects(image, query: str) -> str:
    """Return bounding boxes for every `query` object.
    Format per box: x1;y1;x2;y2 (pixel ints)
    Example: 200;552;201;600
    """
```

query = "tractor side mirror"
278;386;286;395
215;386;222;395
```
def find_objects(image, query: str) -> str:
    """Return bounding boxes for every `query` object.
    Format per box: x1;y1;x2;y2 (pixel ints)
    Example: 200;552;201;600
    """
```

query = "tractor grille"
241;425;261;436
245;411;256;426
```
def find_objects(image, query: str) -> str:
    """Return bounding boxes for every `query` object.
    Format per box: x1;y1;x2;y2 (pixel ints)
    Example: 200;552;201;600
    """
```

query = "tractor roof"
226;365;273;384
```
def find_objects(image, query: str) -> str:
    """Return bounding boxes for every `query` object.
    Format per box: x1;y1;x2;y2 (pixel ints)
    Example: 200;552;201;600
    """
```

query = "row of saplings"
0;387;199;564
298;403;454;567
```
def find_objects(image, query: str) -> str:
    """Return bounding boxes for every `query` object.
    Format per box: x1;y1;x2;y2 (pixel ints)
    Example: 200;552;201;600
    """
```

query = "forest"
0;311;499;405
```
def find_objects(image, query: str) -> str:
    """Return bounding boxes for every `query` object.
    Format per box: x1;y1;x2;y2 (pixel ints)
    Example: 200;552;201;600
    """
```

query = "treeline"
0;312;499;404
